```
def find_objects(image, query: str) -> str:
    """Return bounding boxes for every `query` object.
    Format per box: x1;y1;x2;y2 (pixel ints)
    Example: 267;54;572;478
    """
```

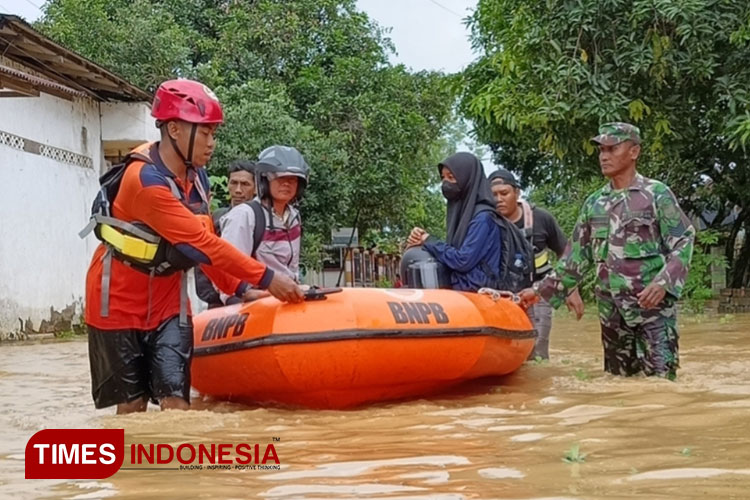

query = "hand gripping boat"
191;287;535;409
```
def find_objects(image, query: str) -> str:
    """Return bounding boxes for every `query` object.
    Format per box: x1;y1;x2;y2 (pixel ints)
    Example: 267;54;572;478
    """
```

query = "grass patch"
719;314;736;325
54;326;85;340
573;368;591;381
562;443;587;464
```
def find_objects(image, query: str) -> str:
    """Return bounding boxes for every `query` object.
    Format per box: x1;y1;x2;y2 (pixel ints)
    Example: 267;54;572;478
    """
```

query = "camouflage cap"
591;122;641;146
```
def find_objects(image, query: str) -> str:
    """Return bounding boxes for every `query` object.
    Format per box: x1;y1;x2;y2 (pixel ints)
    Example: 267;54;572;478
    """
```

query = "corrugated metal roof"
0;63;87;98
0;14;151;102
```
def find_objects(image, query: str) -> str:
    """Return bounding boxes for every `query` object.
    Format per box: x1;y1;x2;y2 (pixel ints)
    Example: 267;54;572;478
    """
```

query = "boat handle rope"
478;287;521;304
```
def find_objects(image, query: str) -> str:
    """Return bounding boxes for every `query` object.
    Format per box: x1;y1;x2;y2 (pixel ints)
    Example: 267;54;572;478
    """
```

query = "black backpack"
80;149;205;276
207;201;264;254
81;151;151;239
79;149;201;325
195;201;265;307
487;214;534;292
245;200;266;258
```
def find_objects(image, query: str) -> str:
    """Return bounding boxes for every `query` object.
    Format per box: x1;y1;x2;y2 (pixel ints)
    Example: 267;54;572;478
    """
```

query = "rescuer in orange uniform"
83;79;303;414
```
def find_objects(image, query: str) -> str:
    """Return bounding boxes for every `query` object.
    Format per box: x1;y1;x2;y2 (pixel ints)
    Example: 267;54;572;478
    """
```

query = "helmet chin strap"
168;123;198;168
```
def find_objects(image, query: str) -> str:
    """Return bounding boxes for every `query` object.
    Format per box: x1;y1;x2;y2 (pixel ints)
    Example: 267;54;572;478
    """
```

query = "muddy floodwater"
1;313;749;499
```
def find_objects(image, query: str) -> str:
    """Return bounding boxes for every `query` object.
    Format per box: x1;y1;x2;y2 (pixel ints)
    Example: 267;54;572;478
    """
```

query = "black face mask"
441;180;462;201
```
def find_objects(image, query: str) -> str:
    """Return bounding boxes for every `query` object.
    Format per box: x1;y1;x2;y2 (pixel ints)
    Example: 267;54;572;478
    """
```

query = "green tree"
38;0;458;269
461;0;750;288
198;0;456;247
211;81;351;271
37;0;193;90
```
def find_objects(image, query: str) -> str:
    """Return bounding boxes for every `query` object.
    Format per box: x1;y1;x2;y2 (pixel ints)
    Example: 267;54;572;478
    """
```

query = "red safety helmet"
151;79;223;124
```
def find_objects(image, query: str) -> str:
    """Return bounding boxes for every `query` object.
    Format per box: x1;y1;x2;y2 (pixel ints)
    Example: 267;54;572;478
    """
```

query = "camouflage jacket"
536;174;695;309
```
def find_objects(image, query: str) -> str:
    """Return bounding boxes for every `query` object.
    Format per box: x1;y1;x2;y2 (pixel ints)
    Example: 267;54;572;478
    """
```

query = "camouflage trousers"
596;296;679;380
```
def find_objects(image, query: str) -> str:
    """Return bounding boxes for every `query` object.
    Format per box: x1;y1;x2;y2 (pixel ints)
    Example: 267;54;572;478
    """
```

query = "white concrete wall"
2;93;102;165
100;101;159;144
0;93;153;336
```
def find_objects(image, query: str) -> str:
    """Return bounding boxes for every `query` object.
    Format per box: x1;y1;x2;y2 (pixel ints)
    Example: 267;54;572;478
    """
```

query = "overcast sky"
2;0;40;22
356;0;477;73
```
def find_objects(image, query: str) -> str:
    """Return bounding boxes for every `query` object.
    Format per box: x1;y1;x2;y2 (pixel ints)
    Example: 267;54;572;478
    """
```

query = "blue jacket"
423;211;502;292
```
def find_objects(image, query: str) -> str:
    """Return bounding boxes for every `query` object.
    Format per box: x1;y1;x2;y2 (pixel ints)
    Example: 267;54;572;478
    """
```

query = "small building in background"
0;14;158;337
304;245;402;288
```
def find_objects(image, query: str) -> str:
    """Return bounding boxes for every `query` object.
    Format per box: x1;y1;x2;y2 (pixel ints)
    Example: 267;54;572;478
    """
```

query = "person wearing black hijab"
406;152;502;291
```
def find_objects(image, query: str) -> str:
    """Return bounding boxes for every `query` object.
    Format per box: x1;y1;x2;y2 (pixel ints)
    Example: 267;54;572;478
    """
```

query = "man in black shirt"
489;168;583;359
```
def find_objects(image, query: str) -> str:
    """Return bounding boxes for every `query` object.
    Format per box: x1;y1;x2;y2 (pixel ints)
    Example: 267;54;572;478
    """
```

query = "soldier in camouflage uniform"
519;122;695;380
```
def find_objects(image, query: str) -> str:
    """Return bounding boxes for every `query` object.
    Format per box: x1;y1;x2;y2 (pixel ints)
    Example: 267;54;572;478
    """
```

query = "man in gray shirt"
195;159;257;308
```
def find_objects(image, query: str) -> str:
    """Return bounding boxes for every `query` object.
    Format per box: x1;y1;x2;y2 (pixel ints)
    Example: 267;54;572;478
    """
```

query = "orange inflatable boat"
191;287;535;409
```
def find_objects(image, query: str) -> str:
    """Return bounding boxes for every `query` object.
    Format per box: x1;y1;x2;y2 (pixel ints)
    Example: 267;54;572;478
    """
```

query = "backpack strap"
144;159;190;326
519;200;534;240
87;214;161;243
248;200;266;259
166;169;212;218
100;247;113;318
192;169;211;207
128;151;152;165
164;177;183;201
79;155;152;238
179;271;189;327
79;217;98;239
